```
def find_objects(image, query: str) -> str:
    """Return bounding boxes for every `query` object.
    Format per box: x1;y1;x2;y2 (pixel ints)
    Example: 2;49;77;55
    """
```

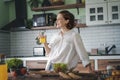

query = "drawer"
26;60;47;69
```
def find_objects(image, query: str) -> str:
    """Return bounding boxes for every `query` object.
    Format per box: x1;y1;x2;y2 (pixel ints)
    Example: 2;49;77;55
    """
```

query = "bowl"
53;63;68;73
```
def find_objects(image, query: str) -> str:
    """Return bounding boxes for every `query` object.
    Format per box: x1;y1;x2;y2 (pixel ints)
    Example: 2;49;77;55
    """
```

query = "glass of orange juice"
39;32;46;44
0;64;8;80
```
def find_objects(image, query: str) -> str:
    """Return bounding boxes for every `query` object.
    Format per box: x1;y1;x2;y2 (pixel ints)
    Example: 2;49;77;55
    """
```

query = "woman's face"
56;14;69;29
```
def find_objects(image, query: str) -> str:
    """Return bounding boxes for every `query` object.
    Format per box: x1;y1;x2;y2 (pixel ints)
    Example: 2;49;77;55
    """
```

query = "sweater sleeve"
74;33;90;67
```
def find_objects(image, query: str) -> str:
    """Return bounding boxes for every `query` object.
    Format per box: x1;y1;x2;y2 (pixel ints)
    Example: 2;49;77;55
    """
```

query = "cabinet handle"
104;0;107;1
109;21;112;23
37;62;46;64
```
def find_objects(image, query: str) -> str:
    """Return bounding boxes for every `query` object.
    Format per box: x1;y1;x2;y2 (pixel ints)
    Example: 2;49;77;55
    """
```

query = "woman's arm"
38;34;51;55
85;63;94;73
44;43;51;55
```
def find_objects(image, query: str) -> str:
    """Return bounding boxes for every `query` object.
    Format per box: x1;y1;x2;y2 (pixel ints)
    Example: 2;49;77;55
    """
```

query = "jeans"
48;63;53;71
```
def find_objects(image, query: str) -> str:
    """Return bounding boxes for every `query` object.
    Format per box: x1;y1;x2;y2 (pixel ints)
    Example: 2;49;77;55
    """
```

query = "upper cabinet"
86;0;120;26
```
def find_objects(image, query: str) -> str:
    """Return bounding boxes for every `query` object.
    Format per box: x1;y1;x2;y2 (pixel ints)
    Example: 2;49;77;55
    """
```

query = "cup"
39;36;46;43
39;32;46;44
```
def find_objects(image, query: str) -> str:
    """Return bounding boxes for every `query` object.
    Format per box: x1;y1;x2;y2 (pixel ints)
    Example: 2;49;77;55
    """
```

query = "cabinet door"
86;3;108;26
74;60;94;73
98;59;120;70
109;0;120;2
26;60;47;69
86;0;107;4
108;2;120;24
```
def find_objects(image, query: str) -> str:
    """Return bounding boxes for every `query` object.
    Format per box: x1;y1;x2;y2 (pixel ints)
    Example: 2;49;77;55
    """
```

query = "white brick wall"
1;25;120;56
0;31;10;55
80;25;120;54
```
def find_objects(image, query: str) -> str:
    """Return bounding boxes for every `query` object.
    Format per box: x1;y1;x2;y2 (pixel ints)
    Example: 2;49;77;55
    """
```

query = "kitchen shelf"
31;3;86;30
31;24;87;30
31;26;57;30
32;3;85;11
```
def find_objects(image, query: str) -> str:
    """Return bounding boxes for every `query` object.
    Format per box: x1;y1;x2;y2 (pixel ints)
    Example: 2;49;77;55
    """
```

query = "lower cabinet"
25;59;120;72
98;59;120;70
74;60;94;73
26;60;47;70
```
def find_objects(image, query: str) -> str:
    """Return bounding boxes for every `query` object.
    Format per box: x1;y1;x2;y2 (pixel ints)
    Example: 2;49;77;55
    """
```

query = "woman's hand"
86;63;95;73
37;34;47;44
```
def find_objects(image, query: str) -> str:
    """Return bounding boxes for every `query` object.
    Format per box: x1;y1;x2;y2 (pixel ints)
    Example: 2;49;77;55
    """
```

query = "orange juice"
39;37;46;43
39;31;46;43
0;64;8;80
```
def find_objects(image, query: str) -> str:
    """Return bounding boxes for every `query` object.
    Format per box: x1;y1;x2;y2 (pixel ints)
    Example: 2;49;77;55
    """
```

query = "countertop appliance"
33;13;56;27
33;47;45;56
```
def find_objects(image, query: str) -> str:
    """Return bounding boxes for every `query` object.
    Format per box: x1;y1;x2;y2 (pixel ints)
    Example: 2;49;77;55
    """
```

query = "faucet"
105;44;116;54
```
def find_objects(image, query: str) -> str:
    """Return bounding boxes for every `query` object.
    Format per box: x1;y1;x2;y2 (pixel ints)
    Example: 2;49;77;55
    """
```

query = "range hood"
1;0;29;31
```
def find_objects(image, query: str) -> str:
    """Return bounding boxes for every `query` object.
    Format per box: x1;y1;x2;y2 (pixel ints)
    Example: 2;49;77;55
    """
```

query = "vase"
10;67;27;77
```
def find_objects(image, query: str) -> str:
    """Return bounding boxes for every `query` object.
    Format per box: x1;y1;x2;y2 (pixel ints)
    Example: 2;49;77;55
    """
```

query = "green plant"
53;63;68;73
28;0;42;8
7;58;23;70
25;19;33;29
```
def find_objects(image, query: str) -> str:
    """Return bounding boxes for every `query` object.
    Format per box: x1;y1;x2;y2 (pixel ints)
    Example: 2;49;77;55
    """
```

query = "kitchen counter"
7;55;120;70
89;55;120;70
89;54;120;59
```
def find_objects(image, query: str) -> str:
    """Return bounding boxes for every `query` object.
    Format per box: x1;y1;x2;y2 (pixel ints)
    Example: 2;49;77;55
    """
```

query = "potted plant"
25;19;33;29
28;0;42;8
7;58;26;76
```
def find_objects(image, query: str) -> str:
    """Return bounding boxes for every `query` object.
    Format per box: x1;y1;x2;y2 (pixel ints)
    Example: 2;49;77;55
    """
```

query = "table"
8;71;97;80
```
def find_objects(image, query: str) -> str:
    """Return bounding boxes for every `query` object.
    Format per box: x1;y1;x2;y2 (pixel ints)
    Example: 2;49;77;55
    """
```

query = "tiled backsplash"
0;25;120;56
0;31;10;55
80;25;120;54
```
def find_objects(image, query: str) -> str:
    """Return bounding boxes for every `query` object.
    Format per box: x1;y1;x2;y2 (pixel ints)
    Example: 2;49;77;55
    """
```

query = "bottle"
0;54;5;64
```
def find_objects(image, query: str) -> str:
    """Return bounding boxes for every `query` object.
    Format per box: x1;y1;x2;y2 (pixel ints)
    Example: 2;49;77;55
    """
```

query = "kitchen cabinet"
89;55;120;70
98;59;120;70
26;60;47;70
9;55;120;72
74;60;94;73
86;0;120;26
31;3;87;30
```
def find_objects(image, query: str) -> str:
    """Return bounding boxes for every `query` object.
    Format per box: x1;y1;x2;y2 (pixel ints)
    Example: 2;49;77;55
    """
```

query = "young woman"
38;10;92;72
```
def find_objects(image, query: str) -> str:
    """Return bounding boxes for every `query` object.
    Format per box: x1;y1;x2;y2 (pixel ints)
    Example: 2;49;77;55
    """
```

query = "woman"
39;10;92;72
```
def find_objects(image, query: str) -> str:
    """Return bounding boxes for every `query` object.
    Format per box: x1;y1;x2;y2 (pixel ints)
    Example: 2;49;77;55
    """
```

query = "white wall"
10;25;120;56
80;25;120;54
0;31;10;55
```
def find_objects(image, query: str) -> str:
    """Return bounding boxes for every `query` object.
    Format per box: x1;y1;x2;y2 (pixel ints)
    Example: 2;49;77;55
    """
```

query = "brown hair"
59;10;75;29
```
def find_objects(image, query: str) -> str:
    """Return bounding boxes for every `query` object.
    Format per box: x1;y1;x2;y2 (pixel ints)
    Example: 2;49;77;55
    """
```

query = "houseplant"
28;0;42;8
7;58;26;76
25;19;33;29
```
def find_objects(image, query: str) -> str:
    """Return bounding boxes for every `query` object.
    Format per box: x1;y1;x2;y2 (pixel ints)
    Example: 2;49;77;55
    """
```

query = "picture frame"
33;47;45;56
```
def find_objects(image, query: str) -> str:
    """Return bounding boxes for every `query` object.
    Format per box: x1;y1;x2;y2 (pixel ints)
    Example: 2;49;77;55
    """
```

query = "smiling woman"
37;10;92;72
